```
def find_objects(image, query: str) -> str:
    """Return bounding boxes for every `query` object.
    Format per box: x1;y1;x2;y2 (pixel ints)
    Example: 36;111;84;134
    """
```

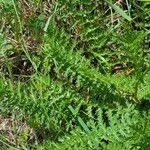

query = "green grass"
0;0;150;149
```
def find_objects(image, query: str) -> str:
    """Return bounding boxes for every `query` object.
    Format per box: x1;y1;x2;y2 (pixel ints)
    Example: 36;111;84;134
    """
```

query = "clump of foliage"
0;0;150;149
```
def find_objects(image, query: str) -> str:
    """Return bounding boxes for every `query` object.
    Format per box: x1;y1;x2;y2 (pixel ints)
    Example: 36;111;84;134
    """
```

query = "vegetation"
0;0;150;149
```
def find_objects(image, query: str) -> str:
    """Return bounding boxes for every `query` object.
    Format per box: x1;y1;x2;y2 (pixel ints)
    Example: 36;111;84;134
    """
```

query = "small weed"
0;0;150;149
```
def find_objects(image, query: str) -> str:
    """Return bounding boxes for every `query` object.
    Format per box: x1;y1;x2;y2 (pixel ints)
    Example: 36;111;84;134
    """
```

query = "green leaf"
68;105;91;133
107;1;132;21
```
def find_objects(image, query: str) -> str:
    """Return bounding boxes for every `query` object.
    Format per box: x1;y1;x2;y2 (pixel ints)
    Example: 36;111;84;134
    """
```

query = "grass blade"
107;1;132;21
68;105;100;150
